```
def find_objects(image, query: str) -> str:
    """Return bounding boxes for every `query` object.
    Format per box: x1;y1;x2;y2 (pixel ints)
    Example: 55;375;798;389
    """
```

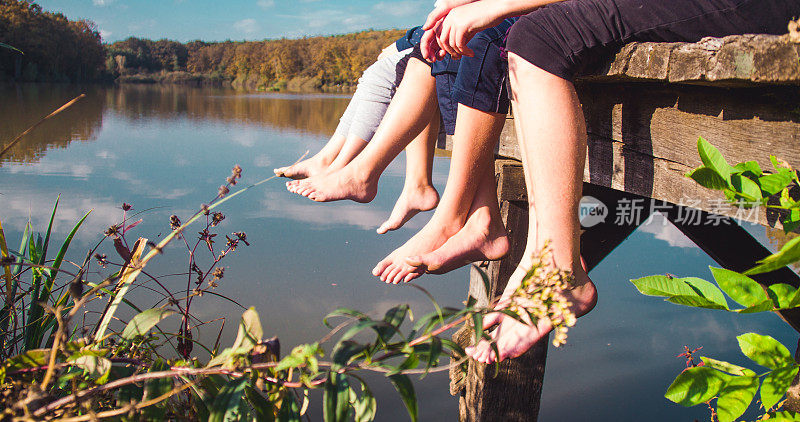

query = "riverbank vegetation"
0;0;105;83
0;0;405;91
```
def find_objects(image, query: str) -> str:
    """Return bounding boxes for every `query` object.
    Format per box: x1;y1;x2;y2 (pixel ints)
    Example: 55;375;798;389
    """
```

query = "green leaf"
769;410;800;421
697;137;732;183
350;379;377;422
768;284;799;309
688;167;730;190
715;375;759;422
209;376;248;422
331;340;367;369
699;357;756;377
142;359;171;419
0;42;22;54
388;374;418;422
737;333;794;370
245;386;275;422
208;307;263;367
122;308;176;339
666;295;729;310
664;366;727;407
424;337;443;374
324;373;350;422
377;305;408;344
710;267;769;308
737;300;775;314
759;172;794;196
631;276;728;309
277;392;301;422
731;173;762;201
746;235;800;275
69;354;112;384
472;312;484;345
762;366;800;411
324;307;370;328
733;161;763;177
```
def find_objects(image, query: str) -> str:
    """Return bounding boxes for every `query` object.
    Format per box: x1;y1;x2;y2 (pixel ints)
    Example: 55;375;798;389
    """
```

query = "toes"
372;258;392;277
482;312;503;330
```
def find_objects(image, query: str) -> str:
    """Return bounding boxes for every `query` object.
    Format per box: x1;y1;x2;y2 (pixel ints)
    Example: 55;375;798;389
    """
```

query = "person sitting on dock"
274;27;444;234
420;0;800;363
286;19;518;283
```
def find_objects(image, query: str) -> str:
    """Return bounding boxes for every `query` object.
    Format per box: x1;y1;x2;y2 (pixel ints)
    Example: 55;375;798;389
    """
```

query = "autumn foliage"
0;0;105;82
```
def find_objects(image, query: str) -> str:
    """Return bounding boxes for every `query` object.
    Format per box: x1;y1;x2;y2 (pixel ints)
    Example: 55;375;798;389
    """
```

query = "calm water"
1;84;796;421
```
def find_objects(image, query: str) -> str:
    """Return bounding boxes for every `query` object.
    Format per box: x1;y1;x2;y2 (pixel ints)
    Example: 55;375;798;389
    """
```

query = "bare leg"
274;133;346;179
373;104;507;283
326;134;368;173
286;58;438;203
377;113;441;234
466;53;597;364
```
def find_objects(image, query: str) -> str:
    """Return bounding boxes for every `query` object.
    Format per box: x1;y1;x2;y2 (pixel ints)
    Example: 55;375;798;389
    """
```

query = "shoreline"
115;71;357;93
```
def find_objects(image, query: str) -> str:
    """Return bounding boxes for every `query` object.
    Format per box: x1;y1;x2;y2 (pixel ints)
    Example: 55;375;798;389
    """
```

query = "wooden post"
452;161;548;422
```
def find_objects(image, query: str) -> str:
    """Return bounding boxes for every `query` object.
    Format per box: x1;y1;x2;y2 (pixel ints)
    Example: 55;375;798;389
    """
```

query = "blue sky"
36;0;431;43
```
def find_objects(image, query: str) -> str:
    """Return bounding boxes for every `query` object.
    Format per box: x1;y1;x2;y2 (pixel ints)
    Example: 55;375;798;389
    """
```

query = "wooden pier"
442;33;800;421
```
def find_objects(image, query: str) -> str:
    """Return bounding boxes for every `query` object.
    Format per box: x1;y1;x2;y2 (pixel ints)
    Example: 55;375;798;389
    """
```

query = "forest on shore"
0;0;405;91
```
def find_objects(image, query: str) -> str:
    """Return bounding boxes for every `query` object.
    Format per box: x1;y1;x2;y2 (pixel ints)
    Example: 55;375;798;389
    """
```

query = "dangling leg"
287;58;438;203
467;53;597;364
377;111;441;234
373;104;508;283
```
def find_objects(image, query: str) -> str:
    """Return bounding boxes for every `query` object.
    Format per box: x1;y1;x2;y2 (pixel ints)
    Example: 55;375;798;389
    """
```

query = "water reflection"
0;84;105;164
1;84;797;421
1;84;349;166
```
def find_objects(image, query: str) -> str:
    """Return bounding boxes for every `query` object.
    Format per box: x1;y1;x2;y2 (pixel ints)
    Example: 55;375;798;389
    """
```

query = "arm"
421;0;569;61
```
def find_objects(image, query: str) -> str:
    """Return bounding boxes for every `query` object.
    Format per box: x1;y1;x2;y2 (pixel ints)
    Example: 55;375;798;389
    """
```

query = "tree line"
0;0;105;82
1;0;407;89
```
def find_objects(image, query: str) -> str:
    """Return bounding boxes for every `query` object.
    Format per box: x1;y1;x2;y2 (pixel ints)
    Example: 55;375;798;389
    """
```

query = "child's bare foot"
372;217;458;284
377;185;439;234
404;204;509;274
286;163;378;203
466;265;597;364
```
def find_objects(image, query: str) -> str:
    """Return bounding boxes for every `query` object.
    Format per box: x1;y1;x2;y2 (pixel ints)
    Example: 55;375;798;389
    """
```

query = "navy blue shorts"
413;18;517;135
507;0;800;81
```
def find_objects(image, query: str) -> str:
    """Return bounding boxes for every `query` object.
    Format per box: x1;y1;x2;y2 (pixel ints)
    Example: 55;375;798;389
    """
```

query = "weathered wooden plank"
489;83;800;229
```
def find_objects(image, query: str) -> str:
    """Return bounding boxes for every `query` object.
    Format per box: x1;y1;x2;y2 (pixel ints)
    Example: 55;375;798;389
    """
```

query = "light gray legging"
333;48;412;142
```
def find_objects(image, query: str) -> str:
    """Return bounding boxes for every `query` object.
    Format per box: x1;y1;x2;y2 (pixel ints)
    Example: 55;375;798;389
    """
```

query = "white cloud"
637;212;696;249
234;18;260;36
96;150;116;160
8;162;93;179
253;155;272;167
257;0;275;10
98;29;113;41
93;0;113;6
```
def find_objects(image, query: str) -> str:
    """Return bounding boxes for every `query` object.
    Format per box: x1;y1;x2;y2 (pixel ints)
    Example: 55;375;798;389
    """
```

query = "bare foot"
286;164;378;203
404;205;509;274
372;217;458;284
373;203;508;284
377;185;440;234
466;265;597;364
274;151;335;180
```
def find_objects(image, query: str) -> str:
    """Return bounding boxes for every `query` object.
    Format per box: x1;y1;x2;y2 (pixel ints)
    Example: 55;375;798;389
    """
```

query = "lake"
0;83;796;421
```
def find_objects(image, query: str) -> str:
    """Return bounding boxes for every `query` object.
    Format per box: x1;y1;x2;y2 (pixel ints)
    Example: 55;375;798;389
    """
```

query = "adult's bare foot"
274;151;335;180
466;265;597;364
404;204;509;274
372;217;459;284
377;185;440;234
286;163;378;203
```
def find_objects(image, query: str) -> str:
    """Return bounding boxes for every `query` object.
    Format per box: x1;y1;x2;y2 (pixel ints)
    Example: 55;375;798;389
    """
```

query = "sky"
36;0;432;43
